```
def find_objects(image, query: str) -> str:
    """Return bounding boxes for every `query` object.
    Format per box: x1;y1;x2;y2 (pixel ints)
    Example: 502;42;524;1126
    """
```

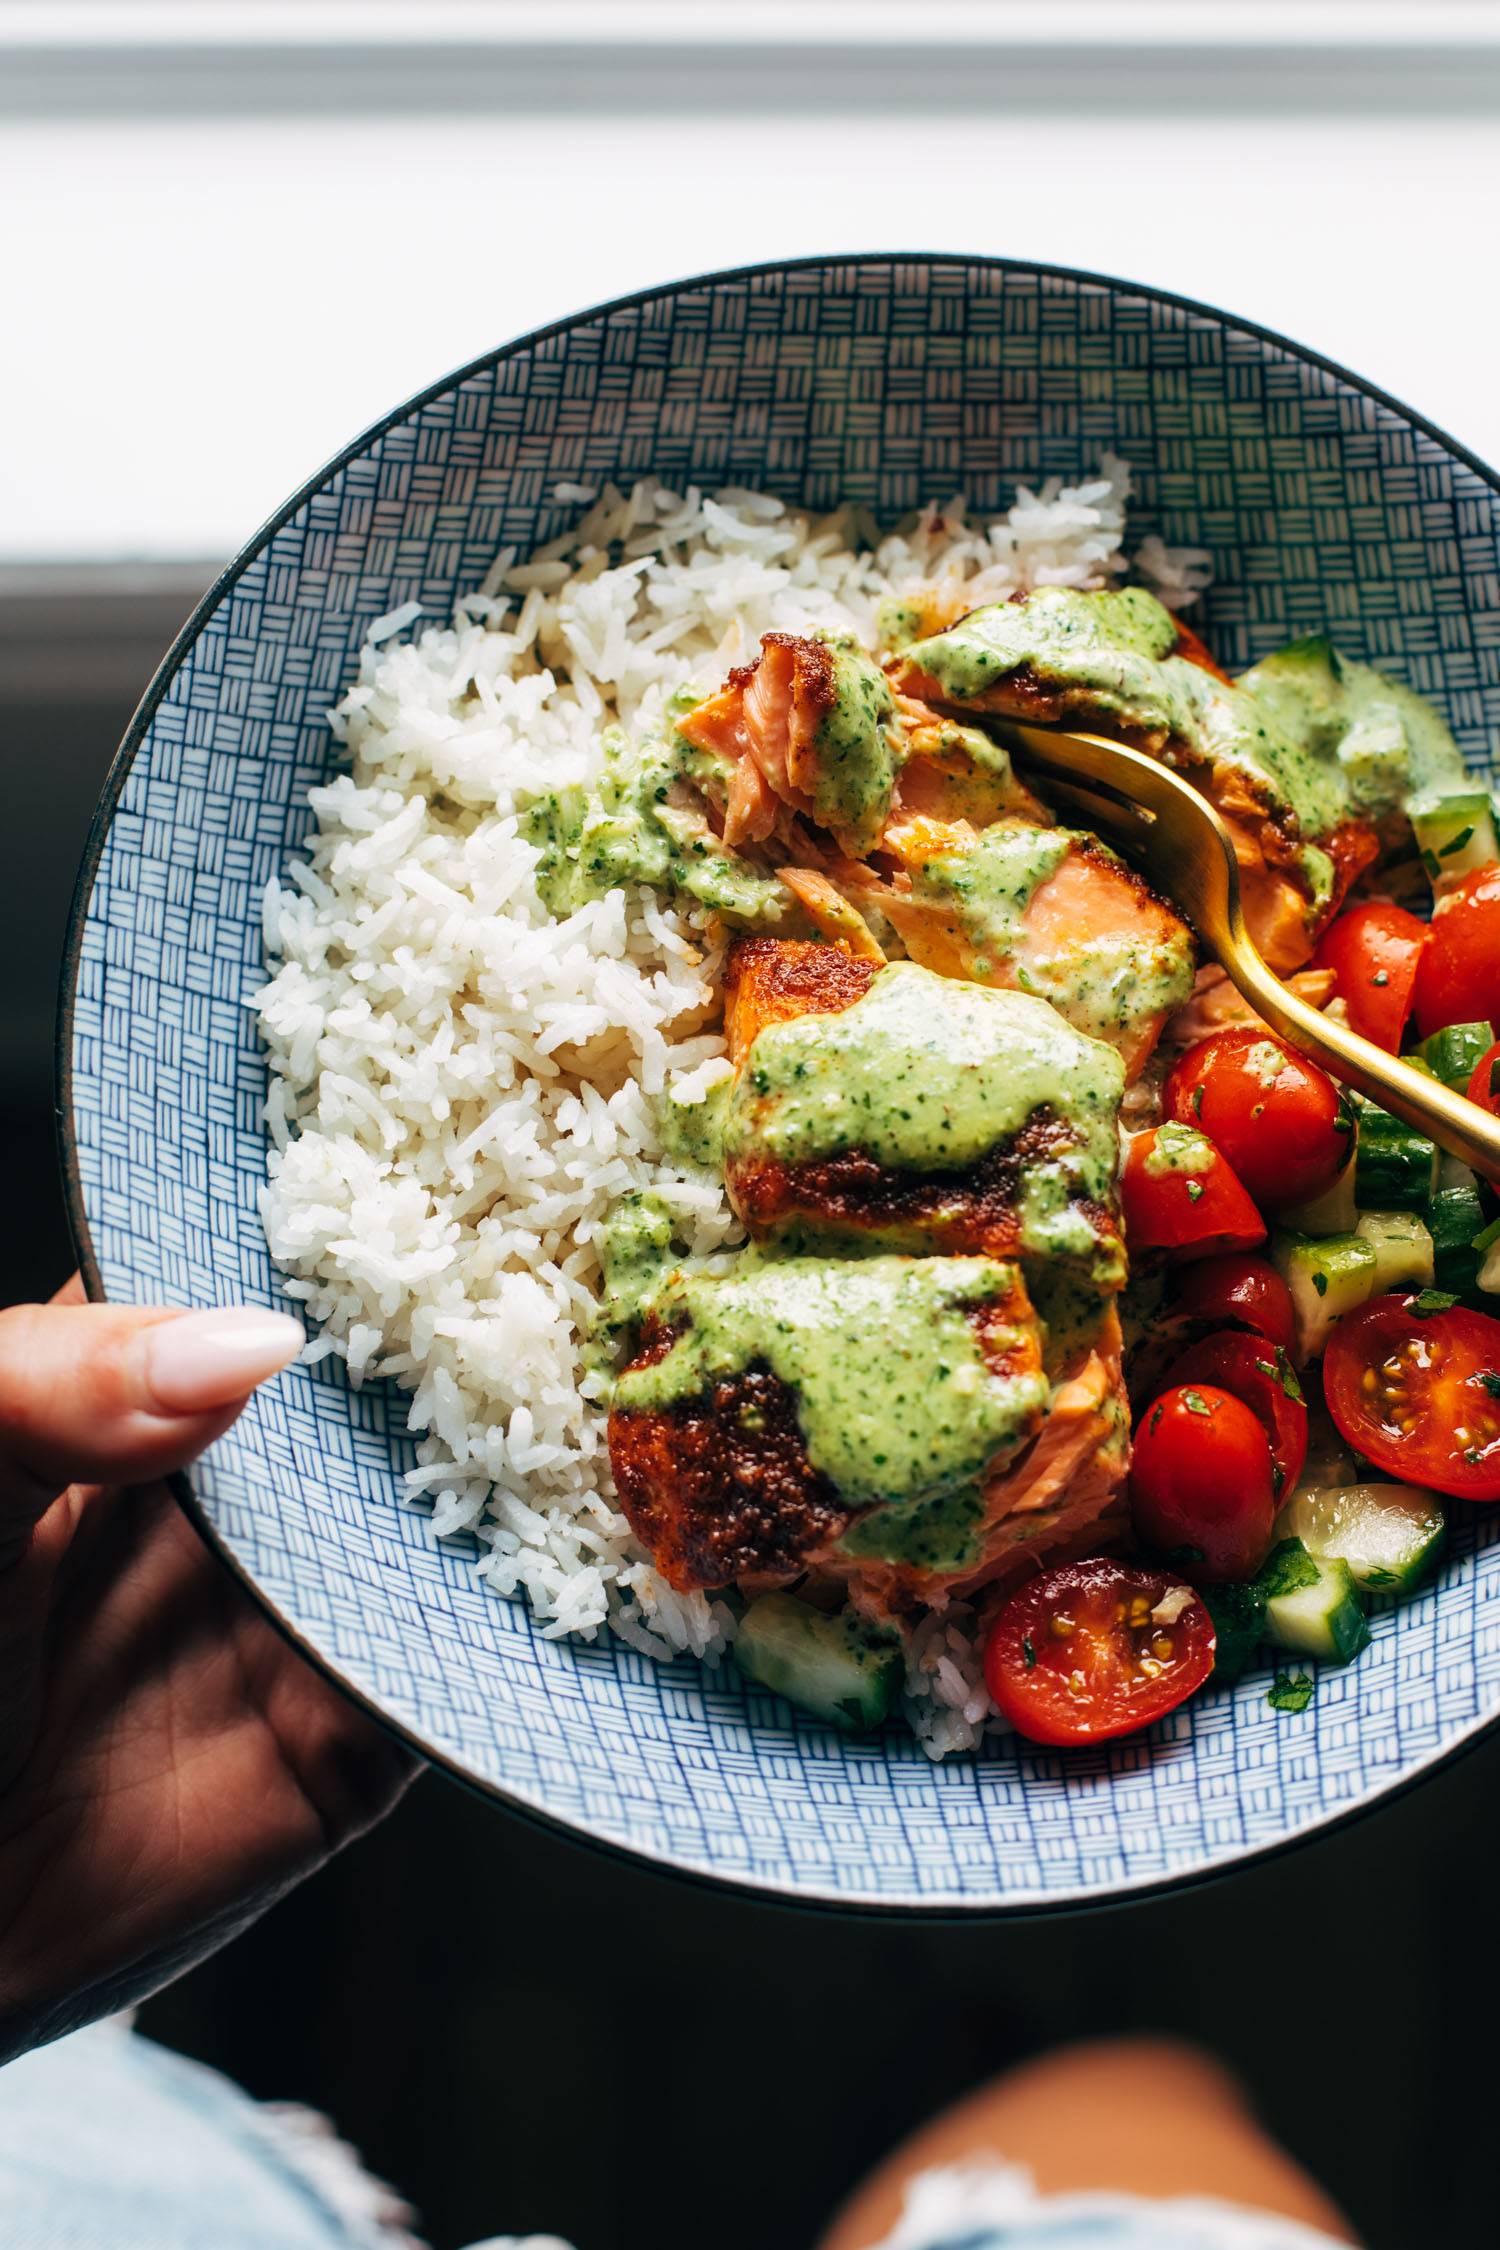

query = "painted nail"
142;1307;305;1415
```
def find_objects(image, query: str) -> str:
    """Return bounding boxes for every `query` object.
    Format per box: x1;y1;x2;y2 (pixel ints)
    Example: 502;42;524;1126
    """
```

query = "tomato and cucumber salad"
978;759;1500;1752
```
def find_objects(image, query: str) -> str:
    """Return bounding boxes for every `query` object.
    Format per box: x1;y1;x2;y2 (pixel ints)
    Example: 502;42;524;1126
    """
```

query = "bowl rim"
54;247;1500;1916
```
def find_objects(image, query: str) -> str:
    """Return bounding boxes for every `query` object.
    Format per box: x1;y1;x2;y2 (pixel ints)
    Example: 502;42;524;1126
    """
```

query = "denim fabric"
871;2164;1347;2250
0;2032;1342;2250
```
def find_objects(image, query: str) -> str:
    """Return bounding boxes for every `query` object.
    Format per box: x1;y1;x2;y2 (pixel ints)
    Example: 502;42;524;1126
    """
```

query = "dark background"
7;653;1496;2250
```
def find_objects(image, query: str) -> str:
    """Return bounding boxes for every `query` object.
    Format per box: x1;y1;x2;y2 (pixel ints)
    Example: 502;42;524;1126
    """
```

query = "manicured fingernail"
142;1307;304;1415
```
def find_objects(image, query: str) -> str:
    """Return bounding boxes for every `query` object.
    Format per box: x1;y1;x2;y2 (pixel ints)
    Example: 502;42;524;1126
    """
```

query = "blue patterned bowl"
61;256;1500;1911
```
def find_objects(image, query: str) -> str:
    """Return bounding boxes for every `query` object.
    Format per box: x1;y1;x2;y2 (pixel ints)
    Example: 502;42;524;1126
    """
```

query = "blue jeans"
0;2023;1341;2250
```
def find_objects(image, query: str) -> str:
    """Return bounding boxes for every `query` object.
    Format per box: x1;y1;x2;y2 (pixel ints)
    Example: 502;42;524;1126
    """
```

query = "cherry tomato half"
1312;900;1428;1053
1130;1383;1277;1582
1161;1253;1295;1352
1324;1294;1500;1501
1162;1330;1309;1503
1412;866;1500;1040
1468;1039;1500;1120
983;1558;1215;1745
1121;1127;1266;1262
1163;1029;1351;1212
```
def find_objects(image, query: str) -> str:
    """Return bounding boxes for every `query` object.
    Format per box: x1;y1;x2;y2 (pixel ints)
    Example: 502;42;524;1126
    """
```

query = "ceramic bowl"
61;254;1500;1910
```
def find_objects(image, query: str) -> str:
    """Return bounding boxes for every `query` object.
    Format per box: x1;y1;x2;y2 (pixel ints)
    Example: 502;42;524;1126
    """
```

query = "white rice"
254;462;1209;1753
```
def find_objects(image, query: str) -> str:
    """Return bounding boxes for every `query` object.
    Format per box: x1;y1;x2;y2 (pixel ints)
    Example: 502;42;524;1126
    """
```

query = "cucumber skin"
1415;1022;1492;1092
1428;1180;1487;1299
1202;1582;1268;1685
1355;1107;1438;1213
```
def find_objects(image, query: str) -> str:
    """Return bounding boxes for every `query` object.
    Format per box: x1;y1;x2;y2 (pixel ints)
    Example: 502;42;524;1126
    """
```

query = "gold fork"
971;717;1500;1182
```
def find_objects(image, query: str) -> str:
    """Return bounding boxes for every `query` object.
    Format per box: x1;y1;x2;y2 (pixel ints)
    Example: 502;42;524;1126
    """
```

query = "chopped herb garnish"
1441;826;1476;856
1022;1634;1037;1671
1312;1270;1328;1297
1185;1180;1204;1204
1481;1372;1500;1400
1149;1400;1166;1436
1268;1672;1315;1715
1411;1289;1459;1318
1371;970;1390;987
1191;1085;1204;1118
1181;1389;1213;1416
1258;1538;1320;1599
1363;1566;1398;1589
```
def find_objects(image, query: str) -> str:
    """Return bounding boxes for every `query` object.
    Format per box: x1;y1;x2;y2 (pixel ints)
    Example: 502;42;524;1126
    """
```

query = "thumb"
0;1302;304;1530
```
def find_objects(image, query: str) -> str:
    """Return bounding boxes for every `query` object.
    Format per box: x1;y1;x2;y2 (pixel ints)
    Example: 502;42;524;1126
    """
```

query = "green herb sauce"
907;822;1195;1044
657;1063;735;1172
904;588;1468;885
1237;635;1467;821
804;636;903;856
721;960;1123;1272
524;726;788;926
1141;1122;1214;1177
613;1249;1049;1522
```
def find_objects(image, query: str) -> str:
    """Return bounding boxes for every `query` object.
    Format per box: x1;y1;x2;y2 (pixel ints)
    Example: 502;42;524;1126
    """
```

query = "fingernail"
142;1307;305;1415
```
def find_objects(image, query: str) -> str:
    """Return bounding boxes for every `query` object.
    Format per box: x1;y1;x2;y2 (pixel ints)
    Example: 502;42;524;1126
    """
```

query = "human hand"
0;1281;416;2063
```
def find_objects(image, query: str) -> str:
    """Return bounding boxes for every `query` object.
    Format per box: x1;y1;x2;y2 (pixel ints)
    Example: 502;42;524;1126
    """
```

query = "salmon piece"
1165;963;1338;1048
677;632;899;856
893;597;1381;973
842;816;1195;1079
724;935;877;1065
608;1340;852;1594
826;1311;1131;1618
776;867;886;961
608;1266;1046;1596
720;938;1126;1276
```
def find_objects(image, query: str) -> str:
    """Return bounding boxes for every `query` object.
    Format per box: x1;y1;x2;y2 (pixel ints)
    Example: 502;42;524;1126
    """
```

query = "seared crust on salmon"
725;935;877;1060
609;1280;1046;1596
721;937;1125;1272
609;1338;850;1593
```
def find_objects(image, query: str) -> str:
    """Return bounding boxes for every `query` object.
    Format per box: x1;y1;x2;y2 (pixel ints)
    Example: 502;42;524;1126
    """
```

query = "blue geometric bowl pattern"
61;256;1500;1910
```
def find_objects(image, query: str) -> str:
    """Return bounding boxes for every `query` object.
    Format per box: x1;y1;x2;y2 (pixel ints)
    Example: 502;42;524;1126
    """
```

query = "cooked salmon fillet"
720;938;1126;1274
832;1310;1131;1618
608;1262;1047;1596
677;630;899;857
609;1296;1130;1609
843;813;1194;1079
891;597;1379;973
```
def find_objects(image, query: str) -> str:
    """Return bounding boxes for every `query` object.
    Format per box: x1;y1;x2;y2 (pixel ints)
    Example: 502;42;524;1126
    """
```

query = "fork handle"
1230;947;1500;1183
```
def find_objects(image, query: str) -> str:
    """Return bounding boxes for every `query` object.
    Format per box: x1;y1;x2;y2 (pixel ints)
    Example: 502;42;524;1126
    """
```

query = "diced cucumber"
1259;1539;1371;1663
1409;784;1500;895
734;1593;902;1732
1414;1020;1492;1092
1354;1210;1434;1294
1355;1105;1439;1212
1277;1482;1446;1596
1428;1172;1486;1296
1201;1581;1268;1685
1284;1155;1357;1238
1271;1231;1378;1360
